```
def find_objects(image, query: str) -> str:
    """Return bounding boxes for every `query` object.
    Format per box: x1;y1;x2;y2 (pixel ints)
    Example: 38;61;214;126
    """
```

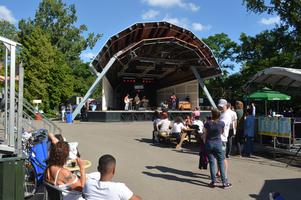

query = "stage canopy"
91;21;221;88
247;67;301;88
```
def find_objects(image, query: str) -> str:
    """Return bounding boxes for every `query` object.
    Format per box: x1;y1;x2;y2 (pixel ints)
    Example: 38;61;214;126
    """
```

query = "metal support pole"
190;66;217;108
8;45;16;147
4;47;8;140
17;63;24;156
72;51;122;120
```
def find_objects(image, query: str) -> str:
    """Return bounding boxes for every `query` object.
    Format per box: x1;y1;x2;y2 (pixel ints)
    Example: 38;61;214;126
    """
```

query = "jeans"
172;101;176;110
246;136;254;157
226;130;234;157
124;103;129;111
205;142;227;184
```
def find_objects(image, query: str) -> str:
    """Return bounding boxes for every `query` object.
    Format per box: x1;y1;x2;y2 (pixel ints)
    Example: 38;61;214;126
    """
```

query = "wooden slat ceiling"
92;21;221;88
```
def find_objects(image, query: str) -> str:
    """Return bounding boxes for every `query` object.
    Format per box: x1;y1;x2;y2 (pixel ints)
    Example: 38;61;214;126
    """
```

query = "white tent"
247;67;301;88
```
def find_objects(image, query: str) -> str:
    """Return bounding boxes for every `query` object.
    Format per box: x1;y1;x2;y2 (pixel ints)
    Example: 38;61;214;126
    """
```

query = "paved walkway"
56;121;301;200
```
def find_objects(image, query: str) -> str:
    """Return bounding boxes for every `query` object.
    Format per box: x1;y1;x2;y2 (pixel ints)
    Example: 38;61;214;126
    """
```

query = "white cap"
218;99;227;108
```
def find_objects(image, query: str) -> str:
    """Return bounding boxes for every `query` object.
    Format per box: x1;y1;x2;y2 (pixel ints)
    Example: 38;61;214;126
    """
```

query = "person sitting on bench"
155;112;171;140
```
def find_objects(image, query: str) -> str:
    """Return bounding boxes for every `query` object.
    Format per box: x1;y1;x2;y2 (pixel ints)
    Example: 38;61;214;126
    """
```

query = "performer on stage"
124;94;132;111
134;94;140;110
170;93;177;110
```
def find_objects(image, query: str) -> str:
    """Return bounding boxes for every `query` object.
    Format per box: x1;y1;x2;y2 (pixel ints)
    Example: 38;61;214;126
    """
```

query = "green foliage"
17;0;102;113
202;33;238;70
33;0;102;67
0;20;18;61
19;26;73;112
202;33;238;98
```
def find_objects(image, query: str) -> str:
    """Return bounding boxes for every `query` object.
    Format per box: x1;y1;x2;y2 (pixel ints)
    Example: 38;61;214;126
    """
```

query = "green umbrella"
247;88;291;115
248;88;291;101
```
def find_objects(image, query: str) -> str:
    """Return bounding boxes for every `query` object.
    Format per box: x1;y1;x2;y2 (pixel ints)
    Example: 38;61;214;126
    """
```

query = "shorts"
171;132;181;140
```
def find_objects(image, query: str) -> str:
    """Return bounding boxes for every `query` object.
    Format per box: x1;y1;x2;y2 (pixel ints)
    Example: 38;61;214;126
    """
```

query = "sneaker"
223;183;232;189
209;182;217;188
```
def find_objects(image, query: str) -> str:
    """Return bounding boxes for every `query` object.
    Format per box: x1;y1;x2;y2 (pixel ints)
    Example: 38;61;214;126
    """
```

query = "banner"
257;117;291;138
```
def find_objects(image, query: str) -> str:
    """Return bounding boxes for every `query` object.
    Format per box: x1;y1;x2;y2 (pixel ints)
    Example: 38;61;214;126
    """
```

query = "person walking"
204;109;232;188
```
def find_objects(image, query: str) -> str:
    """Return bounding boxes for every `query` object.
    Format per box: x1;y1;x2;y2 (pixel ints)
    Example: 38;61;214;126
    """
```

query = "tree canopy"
16;0;102;113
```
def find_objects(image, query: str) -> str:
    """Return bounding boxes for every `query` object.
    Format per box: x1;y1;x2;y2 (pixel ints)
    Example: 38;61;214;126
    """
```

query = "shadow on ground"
143;165;210;187
249;178;301;200
135;137;200;155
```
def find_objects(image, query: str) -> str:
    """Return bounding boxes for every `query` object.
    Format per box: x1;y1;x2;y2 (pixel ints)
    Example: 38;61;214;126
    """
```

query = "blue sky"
0;0;279;71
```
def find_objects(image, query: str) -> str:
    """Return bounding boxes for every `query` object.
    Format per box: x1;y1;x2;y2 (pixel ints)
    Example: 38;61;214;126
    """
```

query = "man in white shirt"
218;99;232;177
84;154;141;200
226;103;237;158
156;112;171;137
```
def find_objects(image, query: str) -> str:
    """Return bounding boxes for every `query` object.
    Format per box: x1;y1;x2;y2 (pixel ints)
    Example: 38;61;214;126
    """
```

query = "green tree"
20;26;73;112
18;0;102;112
202;33;238;98
203;33;238;70
27;0;101;67
0;20;18;60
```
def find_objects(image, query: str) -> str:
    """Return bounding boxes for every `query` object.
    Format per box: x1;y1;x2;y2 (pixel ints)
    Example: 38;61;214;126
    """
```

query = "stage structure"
72;22;222;120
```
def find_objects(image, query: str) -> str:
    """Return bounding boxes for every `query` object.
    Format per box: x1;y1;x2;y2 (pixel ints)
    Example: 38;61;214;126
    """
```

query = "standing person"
244;108;255;157
251;103;256;117
134;94;140;110
170;93;177;110
218;99;232;177
235;101;244;157
83;154;142;200
226;103;237;158
61;104;66;122
124;94;130;111
204;109;232;188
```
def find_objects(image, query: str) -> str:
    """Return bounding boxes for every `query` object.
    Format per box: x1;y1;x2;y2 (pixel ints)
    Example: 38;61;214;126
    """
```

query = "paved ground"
53;121;301;200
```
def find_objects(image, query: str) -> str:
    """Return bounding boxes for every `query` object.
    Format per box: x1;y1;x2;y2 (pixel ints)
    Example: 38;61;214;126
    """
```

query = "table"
183;128;196;142
64;159;92;171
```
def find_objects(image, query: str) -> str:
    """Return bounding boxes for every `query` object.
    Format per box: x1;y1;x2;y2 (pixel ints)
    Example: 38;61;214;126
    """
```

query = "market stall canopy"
91;21;221;88
247;67;301;88
247;88;291;101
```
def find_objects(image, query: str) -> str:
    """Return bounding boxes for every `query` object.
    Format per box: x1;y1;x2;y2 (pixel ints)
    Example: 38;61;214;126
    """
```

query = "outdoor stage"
86;110;211;122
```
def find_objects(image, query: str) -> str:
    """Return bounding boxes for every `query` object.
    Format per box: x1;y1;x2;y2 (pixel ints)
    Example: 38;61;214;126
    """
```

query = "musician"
124;94;131;111
134;94;140;110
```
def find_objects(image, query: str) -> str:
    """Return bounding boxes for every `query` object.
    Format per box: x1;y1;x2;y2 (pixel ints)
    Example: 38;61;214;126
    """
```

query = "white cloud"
142;9;160;20
0;5;16;24
163;15;189;28
143;0;199;12
192;22;211;32
259;16;280;25
82;52;96;60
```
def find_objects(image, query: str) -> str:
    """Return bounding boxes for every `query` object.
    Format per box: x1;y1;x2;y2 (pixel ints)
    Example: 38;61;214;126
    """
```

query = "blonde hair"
235;101;243;109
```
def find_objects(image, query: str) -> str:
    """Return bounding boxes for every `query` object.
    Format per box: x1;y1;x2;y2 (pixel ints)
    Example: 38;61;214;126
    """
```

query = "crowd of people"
152;98;256;188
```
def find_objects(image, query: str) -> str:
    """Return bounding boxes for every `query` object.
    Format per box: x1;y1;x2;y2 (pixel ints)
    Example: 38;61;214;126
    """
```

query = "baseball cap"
218;99;227;108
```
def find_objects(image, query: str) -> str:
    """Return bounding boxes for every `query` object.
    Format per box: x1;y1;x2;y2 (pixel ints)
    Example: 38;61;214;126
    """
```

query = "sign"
33;99;42;104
